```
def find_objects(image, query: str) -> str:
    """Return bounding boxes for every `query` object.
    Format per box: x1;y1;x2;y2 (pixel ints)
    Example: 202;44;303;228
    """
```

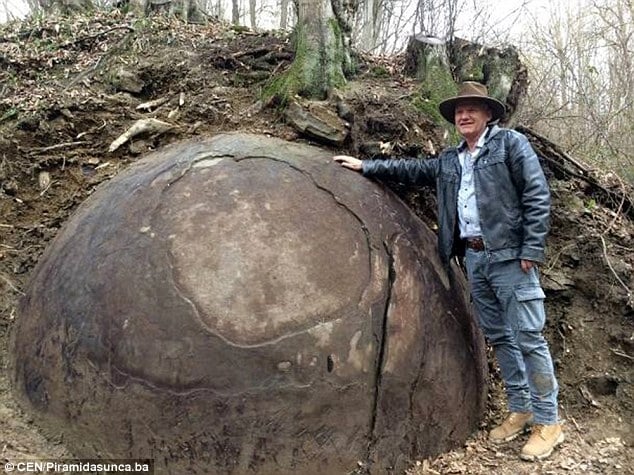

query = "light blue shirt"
457;128;488;238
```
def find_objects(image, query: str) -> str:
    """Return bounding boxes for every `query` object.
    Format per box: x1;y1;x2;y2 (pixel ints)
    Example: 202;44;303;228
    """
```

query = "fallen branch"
59;26;135;49
517;125;634;220
516;125;592;174
26;141;88;153
76;120;107;139
602;173;627;236
108;118;175;152
0;271;24;295
187;121;203;134
599;234;632;305
610;348;634;361
546;242;576;272
136;95;172;112
232;46;271;59
560;405;582;432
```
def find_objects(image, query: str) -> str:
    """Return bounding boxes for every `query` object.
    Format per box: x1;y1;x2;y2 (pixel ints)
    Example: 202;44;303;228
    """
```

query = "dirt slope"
1;11;632;475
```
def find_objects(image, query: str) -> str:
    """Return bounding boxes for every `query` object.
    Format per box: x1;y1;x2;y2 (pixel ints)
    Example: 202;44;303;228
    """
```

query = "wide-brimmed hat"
438;81;506;124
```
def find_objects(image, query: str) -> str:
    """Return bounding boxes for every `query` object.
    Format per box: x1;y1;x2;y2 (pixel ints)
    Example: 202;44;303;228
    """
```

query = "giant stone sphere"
12;133;486;474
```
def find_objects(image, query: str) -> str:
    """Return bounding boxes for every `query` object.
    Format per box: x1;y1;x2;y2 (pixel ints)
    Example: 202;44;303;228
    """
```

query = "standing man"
333;82;563;461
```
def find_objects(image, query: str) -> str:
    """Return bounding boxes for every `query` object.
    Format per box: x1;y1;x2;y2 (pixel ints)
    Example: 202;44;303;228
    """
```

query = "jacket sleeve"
361;157;439;186
507;131;551;263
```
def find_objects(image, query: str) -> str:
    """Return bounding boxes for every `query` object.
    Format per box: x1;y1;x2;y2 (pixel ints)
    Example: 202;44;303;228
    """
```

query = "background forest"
2;0;633;182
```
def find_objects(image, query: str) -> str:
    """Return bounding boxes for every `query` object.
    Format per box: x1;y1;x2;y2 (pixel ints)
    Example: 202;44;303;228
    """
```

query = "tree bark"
404;34;449;81
249;0;256;29
232;0;239;24
359;0;380;51
272;0;357;100
38;0;93;14
280;0;289;29
450;37;527;124
127;0;202;22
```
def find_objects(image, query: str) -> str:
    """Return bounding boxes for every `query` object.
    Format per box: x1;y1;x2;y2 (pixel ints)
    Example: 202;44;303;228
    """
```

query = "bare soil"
1;11;633;474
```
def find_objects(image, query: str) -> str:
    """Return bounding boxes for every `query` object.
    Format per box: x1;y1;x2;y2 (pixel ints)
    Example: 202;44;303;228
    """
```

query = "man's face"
454;100;492;141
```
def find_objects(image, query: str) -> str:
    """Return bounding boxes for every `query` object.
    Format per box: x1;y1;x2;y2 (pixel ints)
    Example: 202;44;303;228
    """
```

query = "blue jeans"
465;249;559;424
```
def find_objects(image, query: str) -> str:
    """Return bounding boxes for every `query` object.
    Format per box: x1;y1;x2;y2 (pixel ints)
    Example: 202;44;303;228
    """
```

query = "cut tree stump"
404;35;528;124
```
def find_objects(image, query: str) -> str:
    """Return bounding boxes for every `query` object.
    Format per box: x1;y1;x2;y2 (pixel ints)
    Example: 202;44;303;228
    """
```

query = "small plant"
0;108;19;123
370;65;389;77
584;198;597;211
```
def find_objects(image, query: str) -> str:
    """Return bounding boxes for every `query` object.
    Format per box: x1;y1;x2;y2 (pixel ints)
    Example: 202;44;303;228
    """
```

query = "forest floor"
0;11;633;475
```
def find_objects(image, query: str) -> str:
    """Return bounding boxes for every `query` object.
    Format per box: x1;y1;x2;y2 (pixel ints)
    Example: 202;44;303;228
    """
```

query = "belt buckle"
467;237;484;252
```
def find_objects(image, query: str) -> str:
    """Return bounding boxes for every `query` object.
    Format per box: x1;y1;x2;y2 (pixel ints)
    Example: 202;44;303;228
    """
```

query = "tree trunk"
38;0;92;14
169;0;205;23
280;0;289;29
271;0;357;101
358;0;378;51
128;0;204;23
249;0;256;29
232;0;239;24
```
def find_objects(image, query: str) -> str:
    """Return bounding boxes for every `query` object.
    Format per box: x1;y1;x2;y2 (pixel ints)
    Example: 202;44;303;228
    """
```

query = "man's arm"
506;132;551;265
333;155;439;185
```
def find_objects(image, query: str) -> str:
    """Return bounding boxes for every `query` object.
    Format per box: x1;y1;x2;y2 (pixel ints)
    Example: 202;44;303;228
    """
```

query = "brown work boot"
489;412;533;443
520;423;565;461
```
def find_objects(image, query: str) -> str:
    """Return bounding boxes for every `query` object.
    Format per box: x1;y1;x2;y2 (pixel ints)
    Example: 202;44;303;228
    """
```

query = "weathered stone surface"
111;67;145;94
11;133;486;474
285;100;348;145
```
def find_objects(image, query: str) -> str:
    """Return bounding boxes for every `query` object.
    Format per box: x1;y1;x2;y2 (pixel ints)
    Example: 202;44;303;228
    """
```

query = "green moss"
132;16;152;30
263;18;348;104
0;108;18;123
461;57;485;83
262;23;313;104
561;193;585;212
584;198;597;211
411;60;459;141
324;18;347;90
231;25;250;33
370;66;389;77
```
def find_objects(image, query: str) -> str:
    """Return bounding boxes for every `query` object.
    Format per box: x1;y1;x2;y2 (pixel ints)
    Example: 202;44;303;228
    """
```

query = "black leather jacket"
362;126;550;265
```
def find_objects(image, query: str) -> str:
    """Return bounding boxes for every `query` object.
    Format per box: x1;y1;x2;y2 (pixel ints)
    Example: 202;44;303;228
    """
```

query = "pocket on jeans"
512;285;546;331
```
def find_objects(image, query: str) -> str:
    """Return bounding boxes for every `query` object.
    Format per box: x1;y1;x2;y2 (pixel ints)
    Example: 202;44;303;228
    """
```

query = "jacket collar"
447;125;502;153
445;125;503;172
485;124;503;141
457;126;491;153
477;125;503;159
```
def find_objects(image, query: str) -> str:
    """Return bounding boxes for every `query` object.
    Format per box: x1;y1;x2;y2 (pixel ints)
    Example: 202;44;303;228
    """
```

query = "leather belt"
465;237;485;252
